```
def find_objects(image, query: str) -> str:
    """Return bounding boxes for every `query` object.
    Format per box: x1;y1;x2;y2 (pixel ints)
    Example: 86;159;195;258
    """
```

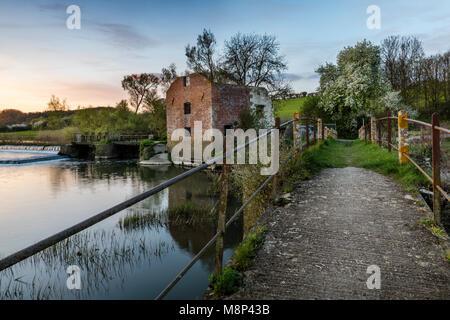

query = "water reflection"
0;160;242;299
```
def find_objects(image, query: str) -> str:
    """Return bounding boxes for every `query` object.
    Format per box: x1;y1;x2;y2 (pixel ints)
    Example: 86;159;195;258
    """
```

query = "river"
0;150;243;299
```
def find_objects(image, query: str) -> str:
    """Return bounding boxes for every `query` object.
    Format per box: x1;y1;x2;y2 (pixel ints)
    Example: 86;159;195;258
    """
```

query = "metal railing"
360;112;449;225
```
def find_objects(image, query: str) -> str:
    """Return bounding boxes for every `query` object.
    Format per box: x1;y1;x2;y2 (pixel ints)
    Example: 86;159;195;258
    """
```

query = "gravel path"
229;167;450;299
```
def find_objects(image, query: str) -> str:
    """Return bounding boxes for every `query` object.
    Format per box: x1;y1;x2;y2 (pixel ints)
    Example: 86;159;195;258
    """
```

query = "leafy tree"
160;63;178;93
0;109;25;125
145;98;167;139
121;73;160;114
316;40;387;135
185;29;219;82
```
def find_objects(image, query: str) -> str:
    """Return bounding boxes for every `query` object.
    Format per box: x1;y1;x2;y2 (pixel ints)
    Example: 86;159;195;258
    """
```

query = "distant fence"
72;132;152;143
359;112;449;225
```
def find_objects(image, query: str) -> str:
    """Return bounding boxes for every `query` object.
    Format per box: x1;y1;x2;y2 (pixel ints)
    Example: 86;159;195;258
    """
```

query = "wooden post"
371;117;376;144
313;118;317;145
306;113;310;149
364;124;367;141
321;119;325;141
398;110;409;164
272;118;280;201
387;112;392;152
432;113;442;225
293;112;301;150
378;119;382;147
214;140;229;279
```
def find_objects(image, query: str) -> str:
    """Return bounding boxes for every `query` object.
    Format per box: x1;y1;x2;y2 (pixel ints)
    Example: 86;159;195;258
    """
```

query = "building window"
224;124;232;135
184;127;191;136
184;102;191;114
256;105;265;115
183;76;190;86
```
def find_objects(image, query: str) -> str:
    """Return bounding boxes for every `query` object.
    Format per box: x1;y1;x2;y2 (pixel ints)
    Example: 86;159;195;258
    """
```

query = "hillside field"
273;97;308;121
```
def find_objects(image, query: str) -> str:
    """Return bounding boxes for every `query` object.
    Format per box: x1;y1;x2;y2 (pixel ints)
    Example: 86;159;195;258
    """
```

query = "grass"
347;140;430;193
209;226;267;298
419;218;447;239
273;97;307;121
209;268;242;297
167;201;215;225
231;226;267;271
0;127;77;145
0;130;38;137
118;201;215;231
278;138;430;195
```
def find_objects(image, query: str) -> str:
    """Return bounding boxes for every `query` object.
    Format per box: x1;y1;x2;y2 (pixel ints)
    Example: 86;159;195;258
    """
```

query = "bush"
209;268;242;296
232;226;267;271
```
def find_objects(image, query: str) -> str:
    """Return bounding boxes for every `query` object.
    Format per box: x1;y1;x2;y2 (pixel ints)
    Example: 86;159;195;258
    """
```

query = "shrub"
231;226;267;271
210;268;242;296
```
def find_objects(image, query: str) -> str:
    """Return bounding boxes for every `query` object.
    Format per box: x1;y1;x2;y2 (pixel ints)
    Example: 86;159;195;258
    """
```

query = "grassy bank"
273;97;307;121
0;128;77;145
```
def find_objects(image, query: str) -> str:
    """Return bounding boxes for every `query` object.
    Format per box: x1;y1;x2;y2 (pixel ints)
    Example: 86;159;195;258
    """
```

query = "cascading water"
0;145;65;164
0;145;61;152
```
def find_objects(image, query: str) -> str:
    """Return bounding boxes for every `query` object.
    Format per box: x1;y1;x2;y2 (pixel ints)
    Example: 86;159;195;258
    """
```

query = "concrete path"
230;167;450;299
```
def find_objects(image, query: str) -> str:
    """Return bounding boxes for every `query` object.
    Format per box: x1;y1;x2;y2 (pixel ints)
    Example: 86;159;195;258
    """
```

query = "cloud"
94;23;159;50
37;2;68;12
283;72;319;81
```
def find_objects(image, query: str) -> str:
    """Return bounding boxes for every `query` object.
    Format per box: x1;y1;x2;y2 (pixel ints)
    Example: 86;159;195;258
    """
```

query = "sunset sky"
0;0;449;112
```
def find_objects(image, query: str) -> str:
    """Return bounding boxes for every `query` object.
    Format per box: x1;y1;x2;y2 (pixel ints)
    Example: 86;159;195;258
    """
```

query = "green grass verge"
348;140;430;193
273;97;307;121
231;226;267;271
209;226;267;298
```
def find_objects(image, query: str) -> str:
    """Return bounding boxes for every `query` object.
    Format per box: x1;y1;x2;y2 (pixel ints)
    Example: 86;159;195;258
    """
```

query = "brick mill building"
165;73;274;140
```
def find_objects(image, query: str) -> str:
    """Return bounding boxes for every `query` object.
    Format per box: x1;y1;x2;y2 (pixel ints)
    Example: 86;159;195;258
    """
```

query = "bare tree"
47;95;67;111
223;33;288;88
380;35;424;104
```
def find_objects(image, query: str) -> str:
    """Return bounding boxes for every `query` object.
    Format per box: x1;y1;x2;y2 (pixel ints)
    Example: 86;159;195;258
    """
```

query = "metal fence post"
387;111;392;152
214;139;229;279
306;113;310;149
432;113;442;225
398;110;409;164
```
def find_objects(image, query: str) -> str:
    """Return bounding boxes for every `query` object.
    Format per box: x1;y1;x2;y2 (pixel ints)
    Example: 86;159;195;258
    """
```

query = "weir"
0;145;61;152
0;146;64;164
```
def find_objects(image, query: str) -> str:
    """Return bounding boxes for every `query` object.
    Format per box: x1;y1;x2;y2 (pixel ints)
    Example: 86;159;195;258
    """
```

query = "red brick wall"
212;84;251;133
166;73;213;139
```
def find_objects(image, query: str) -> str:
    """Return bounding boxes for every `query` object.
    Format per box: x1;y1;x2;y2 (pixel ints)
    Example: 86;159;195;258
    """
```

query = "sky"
0;0;449;112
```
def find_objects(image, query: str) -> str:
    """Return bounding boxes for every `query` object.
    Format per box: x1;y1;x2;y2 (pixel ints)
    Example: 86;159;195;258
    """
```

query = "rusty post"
371;117;376;144
398;110;409;164
272;118;281;201
378;119;382;147
313;118;317;145
214;139;229;279
432;113;442;225
321;119;325;141
306;113;310;149
387;112;392;152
